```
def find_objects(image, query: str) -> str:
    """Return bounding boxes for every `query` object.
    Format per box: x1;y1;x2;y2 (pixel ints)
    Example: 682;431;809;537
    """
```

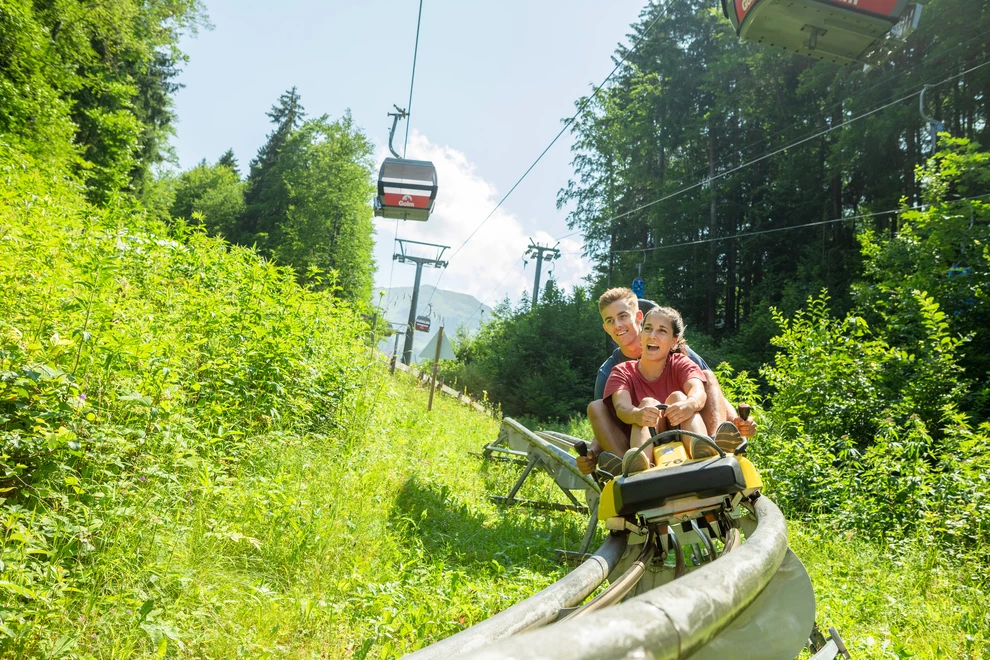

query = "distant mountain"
372;286;492;362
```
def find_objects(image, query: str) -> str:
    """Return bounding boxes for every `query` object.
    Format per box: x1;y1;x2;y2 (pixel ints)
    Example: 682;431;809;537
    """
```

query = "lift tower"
393;239;449;365
525;239;560;308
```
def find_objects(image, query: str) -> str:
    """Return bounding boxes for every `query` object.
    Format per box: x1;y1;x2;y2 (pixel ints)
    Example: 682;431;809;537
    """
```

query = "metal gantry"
525;239;560;309
393;239;449;365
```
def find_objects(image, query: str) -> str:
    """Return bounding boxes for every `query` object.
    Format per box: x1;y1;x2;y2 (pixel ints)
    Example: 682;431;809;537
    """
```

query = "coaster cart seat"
374;158;438;222
721;0;922;65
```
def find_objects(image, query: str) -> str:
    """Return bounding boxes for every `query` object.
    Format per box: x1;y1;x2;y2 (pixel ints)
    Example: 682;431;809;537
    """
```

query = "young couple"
577;288;755;476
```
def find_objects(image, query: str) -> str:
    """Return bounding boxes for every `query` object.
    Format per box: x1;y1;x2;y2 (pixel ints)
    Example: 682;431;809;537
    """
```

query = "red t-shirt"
603;352;706;407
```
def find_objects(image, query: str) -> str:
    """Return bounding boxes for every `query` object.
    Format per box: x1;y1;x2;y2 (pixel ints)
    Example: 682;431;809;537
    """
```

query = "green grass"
791;523;988;659
17;370;594;658
2;141;987;658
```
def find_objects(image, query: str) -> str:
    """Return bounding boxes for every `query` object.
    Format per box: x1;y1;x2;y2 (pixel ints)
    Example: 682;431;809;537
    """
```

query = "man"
578;287;755;475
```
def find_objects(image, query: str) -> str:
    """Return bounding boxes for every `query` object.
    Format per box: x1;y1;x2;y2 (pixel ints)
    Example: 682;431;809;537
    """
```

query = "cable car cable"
612;191;990;255
723;24;990;173
431;8;988;312
451;1;671;260
379;0;428;310
603;57;990;227
554;26;990;251
422;0;672;309
404;0;425;158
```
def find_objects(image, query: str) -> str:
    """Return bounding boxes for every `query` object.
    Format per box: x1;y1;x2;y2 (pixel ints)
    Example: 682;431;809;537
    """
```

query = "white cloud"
372;132;591;308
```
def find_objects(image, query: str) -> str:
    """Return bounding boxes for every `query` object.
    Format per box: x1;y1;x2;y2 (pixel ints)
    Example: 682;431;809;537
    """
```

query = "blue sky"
172;1;647;310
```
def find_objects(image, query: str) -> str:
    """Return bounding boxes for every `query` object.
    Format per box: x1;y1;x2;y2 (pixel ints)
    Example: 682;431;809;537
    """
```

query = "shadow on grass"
390;474;588;574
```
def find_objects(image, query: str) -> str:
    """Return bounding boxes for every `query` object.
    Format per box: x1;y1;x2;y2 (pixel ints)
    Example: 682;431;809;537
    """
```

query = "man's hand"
664;398;698;427
734;416;757;438
577;452;598;475
634;405;662;429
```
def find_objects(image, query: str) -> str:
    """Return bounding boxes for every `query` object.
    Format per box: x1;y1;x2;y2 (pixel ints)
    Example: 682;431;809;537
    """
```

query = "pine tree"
238;87;306;248
217;148;239;176
269;112;376;301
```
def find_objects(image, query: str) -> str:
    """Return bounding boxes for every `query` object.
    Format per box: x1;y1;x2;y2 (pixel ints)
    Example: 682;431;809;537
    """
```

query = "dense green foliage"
441;283;604;420
0;149;583;655
561;0;989;371
0;0;205;200
167;160;245;237
0;0;378;301
0;143;379;655
166;91;378;301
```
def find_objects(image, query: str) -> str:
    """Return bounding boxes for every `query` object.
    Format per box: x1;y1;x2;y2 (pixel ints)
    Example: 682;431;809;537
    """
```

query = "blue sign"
632;278;645;297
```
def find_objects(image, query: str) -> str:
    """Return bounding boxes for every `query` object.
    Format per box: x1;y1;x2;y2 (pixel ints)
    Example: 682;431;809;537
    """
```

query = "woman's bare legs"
663;391;708;456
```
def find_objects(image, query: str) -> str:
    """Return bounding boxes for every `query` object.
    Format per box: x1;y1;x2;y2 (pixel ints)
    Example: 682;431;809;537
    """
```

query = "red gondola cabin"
374;158;438;222
721;0;921;65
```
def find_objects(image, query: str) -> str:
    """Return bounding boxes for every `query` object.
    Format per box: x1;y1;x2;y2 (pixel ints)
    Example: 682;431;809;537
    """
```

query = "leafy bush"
441;282;604;420
855;137;990;415
754;292;990;572
0;142;377;655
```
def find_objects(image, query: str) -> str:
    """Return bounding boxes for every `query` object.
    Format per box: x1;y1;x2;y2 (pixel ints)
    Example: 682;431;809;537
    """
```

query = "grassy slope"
63;371;587;658
1;144;985;659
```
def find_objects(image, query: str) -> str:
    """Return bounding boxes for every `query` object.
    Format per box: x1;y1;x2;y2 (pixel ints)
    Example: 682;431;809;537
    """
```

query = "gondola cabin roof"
722;0;920;65
375;157;438;222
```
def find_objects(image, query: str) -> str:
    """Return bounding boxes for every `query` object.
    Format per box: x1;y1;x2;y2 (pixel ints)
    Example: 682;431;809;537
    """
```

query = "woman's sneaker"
621;448;651;475
689;436;720;459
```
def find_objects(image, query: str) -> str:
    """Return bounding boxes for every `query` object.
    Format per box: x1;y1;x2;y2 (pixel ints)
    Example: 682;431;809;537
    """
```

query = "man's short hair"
598;287;638;312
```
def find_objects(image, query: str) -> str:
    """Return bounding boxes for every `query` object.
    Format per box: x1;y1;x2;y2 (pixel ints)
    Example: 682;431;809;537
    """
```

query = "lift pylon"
393;239;449;365
525;239;560;308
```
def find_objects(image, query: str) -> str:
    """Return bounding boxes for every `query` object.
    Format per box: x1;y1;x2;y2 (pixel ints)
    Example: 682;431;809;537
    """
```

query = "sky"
171;0;648;311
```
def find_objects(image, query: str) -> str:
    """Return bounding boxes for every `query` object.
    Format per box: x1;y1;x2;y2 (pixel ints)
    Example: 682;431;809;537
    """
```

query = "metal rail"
559;531;656;621
404;534;628;660
449;496;789;660
502;418;600;494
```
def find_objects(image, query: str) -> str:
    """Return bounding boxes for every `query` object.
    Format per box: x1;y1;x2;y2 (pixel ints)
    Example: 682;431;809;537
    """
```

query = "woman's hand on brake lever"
635;405;662;429
664;398;698;427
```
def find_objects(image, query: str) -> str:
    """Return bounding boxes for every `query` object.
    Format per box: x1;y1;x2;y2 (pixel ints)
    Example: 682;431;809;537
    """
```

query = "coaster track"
406;420;848;660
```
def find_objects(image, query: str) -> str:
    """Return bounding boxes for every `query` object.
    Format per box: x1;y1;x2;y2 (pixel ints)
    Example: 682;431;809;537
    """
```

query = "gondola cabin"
374;158;438;222
414;315;431;332
721;0;921;65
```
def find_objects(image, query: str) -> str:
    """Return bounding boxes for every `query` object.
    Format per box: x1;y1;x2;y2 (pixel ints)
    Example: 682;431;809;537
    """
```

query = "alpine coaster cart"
374;106;438;222
441;408;851;659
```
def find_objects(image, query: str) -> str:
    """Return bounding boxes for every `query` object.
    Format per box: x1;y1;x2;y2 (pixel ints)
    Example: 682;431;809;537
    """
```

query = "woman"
603;306;710;473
